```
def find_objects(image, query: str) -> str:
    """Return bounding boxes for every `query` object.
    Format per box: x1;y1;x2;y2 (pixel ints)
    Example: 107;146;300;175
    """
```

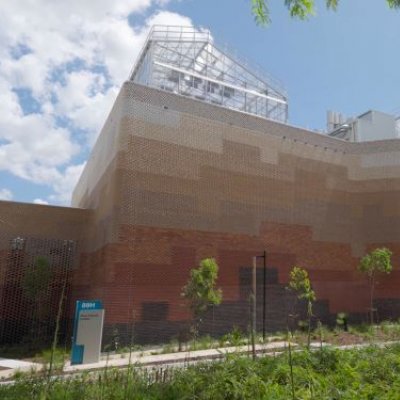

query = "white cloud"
146;10;193;27
53;70;119;144
0;1;192;205
0;188;13;201
50;163;87;204
33;198;49;205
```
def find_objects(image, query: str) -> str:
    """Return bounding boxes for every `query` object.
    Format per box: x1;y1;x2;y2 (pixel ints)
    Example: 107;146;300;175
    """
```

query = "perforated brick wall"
69;82;400;343
4;82;400;347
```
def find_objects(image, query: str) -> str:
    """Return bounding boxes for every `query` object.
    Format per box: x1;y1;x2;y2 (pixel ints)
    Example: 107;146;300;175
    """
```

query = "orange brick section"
70;222;400;326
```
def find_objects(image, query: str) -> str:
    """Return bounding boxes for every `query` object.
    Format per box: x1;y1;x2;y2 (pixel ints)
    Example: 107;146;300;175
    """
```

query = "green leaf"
182;258;223;319
251;0;399;26
387;0;400;8
285;0;315;19
22;256;52;300
358;247;393;275
326;0;339;10
251;0;270;25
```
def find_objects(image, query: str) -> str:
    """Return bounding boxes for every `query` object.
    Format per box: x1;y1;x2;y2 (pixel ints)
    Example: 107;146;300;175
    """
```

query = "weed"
4;345;400;399
35;347;67;373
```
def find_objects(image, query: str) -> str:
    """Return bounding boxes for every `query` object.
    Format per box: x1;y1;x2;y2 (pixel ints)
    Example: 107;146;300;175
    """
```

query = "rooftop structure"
327;110;400;142
130;25;288;123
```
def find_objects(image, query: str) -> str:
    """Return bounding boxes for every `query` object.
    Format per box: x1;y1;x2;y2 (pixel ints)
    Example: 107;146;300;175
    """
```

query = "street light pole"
253;251;267;342
250;256;257;360
262;250;267;341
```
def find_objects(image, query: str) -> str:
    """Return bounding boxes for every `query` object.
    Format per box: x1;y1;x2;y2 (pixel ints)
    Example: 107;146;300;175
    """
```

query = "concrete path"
0;358;41;380
63;341;289;372
0;341;289;381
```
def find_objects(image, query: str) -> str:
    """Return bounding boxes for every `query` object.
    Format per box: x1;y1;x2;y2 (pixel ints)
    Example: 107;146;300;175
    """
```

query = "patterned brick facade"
2;82;400;345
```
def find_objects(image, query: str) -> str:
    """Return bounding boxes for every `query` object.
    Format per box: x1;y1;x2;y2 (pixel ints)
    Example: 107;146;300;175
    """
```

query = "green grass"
3;344;400;399
3;321;400;399
34;348;68;373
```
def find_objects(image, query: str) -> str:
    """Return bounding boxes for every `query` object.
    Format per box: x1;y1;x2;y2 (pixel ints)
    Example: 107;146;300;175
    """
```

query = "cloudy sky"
1;0;399;205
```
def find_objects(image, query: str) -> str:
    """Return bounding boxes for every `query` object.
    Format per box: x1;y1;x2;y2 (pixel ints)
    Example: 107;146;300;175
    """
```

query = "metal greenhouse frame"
130;25;288;123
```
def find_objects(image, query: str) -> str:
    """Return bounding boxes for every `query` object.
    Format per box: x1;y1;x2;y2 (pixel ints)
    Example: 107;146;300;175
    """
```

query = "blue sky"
165;0;400;129
0;0;399;205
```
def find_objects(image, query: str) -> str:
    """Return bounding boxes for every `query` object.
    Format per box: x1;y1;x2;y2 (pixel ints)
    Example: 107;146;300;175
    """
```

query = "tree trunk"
370;273;375;325
250;293;256;360
307;301;312;349
48;271;68;383
287;332;295;400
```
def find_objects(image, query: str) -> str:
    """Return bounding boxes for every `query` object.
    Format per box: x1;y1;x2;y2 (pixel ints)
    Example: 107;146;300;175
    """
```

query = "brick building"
2;26;400;346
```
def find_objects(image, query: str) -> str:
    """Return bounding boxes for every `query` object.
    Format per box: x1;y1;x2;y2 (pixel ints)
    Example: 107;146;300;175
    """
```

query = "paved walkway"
63;341;289;372
0;358;41;380
0;341;289;381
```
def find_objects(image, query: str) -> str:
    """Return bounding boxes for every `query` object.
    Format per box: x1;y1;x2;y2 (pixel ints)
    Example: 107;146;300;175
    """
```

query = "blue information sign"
71;300;105;365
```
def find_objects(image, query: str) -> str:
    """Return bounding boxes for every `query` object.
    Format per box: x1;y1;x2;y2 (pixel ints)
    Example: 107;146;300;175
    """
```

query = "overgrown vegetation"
21;256;53;345
4;344;400;399
336;312;348;332
358;247;393;324
127;320;400;356
287;266;316;348
181;258;222;346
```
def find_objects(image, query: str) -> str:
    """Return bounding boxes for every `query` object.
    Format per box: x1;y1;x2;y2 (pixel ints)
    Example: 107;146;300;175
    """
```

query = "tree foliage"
22;256;52;300
288;266;316;347
288;266;316;303
21;256;53;344
358;247;393;277
182;258;222;320
358;247;393;324
251;0;400;24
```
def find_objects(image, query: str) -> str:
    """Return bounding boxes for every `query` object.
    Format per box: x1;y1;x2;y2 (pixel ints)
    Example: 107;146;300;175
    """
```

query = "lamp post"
251;256;257;360
254;251;267;341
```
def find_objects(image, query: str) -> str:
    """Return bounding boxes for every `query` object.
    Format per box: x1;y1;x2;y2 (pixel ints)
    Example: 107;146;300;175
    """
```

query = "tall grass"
3;344;400;399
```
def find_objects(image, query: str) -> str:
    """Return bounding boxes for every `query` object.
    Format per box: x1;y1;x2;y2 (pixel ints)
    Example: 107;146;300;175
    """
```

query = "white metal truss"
130;26;288;123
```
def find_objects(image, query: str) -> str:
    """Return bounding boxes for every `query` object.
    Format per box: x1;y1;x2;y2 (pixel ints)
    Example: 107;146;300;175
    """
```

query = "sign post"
71;300;105;365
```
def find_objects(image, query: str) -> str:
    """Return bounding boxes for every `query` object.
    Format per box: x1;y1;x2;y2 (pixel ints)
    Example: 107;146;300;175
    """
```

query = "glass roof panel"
130;26;288;123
